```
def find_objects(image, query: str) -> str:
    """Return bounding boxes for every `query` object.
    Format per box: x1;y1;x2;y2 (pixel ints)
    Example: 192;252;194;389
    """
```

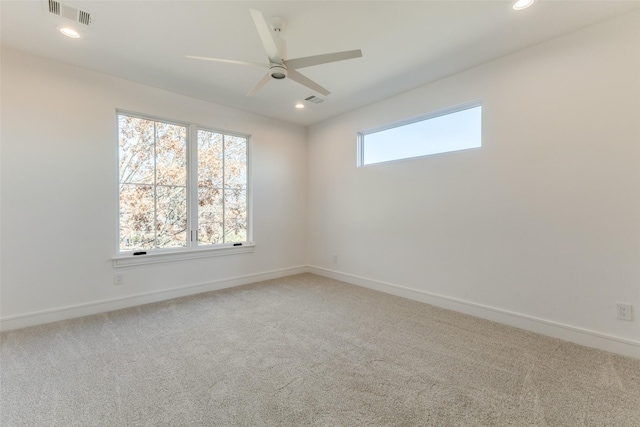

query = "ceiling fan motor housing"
270;64;287;79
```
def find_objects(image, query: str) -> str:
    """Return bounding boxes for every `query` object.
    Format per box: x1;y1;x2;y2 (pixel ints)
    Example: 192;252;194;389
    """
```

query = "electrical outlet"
332;254;338;264
114;273;124;285
616;303;632;321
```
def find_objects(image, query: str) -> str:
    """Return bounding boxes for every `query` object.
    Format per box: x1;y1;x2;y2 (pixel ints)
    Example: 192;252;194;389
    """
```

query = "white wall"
0;48;308;327
2;11;639;358
307;11;640;355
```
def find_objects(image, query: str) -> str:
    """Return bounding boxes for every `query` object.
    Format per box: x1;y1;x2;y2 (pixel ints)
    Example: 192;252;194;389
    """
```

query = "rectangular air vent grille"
305;95;326;104
78;10;91;26
47;0;94;26
48;0;60;15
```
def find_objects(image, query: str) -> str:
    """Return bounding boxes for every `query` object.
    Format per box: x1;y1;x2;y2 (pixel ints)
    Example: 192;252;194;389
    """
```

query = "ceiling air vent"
304;95;326;104
46;0;94;26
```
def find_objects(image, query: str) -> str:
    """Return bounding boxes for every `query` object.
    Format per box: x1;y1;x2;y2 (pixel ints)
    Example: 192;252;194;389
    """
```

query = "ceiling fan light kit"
270;64;287;79
513;0;535;10
187;9;362;97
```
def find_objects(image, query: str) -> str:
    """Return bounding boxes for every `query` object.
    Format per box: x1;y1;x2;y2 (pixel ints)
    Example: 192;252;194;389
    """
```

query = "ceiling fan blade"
284;49;362;70
249;9;282;62
247;72;272;96
186;55;269;68
287;70;330;96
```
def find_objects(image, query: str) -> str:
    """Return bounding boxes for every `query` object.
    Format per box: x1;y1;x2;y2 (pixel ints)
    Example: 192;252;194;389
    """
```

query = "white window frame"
357;100;482;167
114;110;253;267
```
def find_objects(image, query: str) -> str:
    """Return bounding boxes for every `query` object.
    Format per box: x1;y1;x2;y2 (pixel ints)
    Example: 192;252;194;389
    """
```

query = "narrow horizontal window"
358;102;482;166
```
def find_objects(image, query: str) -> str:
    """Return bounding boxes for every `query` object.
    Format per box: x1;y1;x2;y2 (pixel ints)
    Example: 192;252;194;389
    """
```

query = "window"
357;102;482;166
117;112;250;255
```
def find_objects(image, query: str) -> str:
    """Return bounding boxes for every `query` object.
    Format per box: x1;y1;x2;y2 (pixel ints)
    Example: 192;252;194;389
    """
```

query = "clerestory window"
357;102;482;166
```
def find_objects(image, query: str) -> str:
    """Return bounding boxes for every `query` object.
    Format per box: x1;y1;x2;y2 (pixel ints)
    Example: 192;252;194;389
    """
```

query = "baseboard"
0;265;308;332
3;265;638;360
308;266;640;360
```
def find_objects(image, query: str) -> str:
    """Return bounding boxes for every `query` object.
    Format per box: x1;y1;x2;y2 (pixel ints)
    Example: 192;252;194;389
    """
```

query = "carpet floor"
1;273;639;426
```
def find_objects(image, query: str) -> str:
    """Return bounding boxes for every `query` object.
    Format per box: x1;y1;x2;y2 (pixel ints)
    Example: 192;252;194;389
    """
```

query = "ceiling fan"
187;9;362;97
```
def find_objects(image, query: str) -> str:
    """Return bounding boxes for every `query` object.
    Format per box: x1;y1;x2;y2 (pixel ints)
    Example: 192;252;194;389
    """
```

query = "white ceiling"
2;1;639;126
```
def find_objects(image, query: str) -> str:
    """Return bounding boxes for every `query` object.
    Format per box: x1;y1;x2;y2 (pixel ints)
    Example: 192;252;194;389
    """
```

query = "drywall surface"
307;11;640;346
0;48;307;323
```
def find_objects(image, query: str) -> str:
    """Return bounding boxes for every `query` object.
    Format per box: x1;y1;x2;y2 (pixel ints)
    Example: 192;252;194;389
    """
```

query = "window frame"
357;100;482;167
114;110;253;267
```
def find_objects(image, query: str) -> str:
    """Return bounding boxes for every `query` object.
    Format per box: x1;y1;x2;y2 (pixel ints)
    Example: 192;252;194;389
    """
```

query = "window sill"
113;244;255;268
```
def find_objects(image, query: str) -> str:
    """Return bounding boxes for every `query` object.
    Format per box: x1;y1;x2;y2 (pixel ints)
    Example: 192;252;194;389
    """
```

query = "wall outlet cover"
616;303;632;321
114;273;124;285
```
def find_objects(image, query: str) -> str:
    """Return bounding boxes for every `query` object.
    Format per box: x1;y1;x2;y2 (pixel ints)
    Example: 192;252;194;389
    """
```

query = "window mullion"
221;135;226;244
153;121;158;249
189;125;198;248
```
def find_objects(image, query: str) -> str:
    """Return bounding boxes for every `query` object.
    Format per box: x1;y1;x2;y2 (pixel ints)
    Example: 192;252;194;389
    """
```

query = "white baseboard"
3;264;638;360
308;266;640;360
0;265;308;332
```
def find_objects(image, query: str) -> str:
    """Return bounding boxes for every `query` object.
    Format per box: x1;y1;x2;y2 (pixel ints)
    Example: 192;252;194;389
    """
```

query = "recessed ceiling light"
59;27;81;39
295;103;305;109
513;0;535;10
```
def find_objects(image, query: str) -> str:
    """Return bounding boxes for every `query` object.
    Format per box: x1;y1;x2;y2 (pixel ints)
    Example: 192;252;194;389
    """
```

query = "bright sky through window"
359;104;482;166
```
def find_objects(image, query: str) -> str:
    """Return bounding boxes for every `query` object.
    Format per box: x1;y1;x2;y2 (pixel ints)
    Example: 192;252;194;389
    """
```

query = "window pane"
224;189;247;242
198;187;223;244
118;115;189;252
361;105;482;166
155;185;187;248
156;122;187;186
197;130;248;246
198;130;223;188
119;184;155;250
118;116;154;184
224;135;247;189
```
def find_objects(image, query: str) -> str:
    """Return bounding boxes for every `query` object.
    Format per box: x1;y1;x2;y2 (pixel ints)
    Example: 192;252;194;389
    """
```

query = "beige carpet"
1;273;639;426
